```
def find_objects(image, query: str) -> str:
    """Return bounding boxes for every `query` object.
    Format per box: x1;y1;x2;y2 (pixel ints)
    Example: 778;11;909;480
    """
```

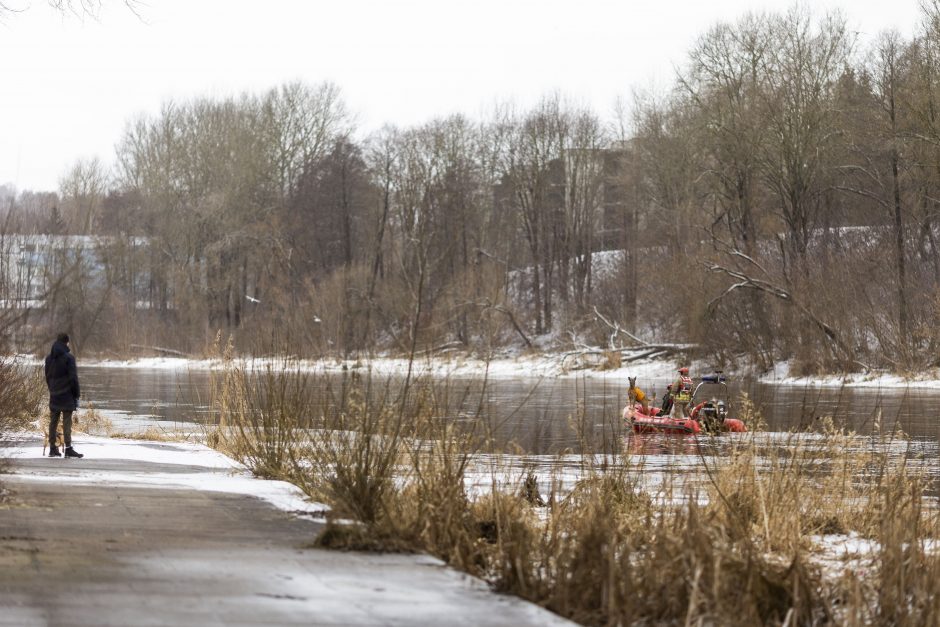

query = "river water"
79;366;940;455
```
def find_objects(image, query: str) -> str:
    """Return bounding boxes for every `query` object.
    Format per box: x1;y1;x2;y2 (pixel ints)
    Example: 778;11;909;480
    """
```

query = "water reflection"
626;433;704;457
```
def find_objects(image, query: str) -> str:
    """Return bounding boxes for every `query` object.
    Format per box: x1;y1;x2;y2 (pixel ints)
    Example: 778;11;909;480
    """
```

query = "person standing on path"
44;333;83;458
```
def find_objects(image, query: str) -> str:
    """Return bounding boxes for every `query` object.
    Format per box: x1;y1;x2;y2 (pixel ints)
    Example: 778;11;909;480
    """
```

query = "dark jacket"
45;340;80;411
660;390;674;415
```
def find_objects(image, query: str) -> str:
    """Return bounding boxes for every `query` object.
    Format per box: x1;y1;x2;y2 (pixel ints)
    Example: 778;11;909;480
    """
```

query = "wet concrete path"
0;436;571;626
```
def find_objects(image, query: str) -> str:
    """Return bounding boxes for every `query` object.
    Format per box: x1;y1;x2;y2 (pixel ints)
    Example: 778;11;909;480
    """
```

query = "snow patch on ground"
6;434;234;467
86;356;217;370
807;532;940;583
3;434;328;517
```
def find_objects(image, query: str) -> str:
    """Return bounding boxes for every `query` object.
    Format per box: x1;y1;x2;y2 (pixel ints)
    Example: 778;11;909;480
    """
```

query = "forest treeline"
5;4;940;374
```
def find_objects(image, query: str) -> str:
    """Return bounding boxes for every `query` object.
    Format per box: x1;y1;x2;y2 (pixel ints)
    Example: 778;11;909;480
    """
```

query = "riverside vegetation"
0;358;45;505
207;353;940;627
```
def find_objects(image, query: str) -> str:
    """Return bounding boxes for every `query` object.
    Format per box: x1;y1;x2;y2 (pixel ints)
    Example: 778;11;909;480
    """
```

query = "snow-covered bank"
71;352;687;383
758;360;940;389
79;354;940;390
18;349;940;390
3;433;329;517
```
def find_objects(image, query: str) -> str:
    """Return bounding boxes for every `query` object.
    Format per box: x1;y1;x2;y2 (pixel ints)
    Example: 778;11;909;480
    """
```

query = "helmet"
678;367;689;375
666;384;673;390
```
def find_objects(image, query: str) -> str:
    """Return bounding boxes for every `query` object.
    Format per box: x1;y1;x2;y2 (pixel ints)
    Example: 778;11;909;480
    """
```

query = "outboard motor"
716;400;727;421
700;398;721;433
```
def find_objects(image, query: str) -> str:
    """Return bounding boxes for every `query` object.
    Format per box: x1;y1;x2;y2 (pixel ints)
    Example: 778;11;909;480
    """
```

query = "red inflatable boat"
623;372;747;434
624;405;702;434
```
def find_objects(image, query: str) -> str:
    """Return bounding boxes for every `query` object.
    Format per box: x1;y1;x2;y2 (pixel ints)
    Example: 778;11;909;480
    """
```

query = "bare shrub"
0;360;44;434
208;339;307;480
0;359;44;476
208;353;495;559
72;404;115;436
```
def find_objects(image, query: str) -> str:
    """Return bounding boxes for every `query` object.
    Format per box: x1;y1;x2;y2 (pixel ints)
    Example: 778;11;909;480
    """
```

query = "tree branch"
705;259;852;361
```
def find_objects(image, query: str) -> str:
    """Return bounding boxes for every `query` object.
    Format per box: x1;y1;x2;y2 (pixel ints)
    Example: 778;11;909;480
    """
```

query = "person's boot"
48;445;62;457
64;446;83;459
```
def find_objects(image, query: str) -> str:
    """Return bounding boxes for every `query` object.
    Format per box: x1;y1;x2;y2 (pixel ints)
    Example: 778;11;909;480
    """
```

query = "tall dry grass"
209;350;493;560
207;357;940;626
0;358;45;476
0;359;44;434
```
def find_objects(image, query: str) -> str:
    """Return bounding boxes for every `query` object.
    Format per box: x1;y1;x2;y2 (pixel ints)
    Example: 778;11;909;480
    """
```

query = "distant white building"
0;234;149;311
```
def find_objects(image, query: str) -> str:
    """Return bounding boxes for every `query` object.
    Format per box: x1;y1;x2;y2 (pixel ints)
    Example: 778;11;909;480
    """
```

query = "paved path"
0;436;572;627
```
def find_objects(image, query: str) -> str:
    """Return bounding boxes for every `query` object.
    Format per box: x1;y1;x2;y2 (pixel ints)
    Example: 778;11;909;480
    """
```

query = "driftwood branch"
592;306;648;347
129;344;189;357
416;340;466;356
621;348;670;362
592;306;696;352
558;346;677;370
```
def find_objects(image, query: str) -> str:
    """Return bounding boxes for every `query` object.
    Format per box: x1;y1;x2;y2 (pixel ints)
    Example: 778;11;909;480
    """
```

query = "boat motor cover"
700;374;727;383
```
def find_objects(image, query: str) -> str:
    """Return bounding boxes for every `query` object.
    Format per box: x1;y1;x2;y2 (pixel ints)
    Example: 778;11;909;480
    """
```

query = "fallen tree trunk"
592;306;698;353
559;345;682;370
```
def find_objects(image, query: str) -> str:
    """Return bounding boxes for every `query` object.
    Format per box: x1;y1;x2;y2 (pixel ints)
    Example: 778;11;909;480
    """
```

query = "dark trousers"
49;410;73;448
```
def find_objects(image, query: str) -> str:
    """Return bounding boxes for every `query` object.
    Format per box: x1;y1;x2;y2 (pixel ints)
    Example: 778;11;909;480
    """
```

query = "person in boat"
660;384;674;416
670;367;694;418
626;376;650;416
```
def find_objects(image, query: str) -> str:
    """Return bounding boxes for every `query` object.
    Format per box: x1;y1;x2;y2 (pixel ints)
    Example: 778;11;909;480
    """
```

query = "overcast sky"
0;0;926;192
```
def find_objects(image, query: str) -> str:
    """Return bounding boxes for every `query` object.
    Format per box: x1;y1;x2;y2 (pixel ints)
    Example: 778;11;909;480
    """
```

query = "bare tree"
836;31;914;359
502;94;575;335
758;7;853;269
680;13;772;254
263;82;350;203
630;89;705;342
677;14;778;364
0;1;142;18
59;157;107;234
